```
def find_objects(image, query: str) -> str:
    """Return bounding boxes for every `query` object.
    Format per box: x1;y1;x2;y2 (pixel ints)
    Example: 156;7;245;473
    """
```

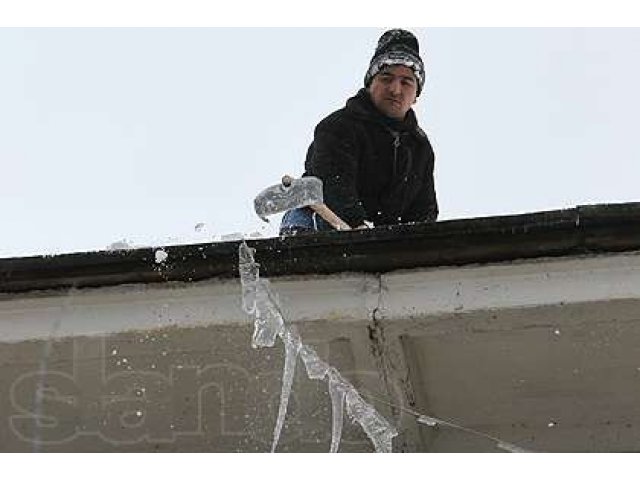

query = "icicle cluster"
238;241;398;453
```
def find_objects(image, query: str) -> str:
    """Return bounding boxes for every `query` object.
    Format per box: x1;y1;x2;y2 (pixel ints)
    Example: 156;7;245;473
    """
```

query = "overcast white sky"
1;26;639;258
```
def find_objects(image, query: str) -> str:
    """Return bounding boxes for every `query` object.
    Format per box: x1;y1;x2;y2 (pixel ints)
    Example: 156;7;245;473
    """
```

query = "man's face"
368;65;418;120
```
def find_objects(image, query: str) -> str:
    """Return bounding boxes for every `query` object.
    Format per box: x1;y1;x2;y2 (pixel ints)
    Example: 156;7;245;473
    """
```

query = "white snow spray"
238;241;398;453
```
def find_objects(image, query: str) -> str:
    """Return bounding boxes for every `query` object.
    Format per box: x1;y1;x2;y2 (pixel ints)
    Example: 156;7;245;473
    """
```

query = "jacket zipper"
391;131;400;176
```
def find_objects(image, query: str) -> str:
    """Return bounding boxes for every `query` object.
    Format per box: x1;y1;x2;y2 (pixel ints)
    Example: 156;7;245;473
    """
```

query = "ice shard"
238;242;259;314
299;345;330;380
239;242;283;347
270;327;302;453
327;369;348;453
252;280;284;348
345;389;398;453
238;241;398;453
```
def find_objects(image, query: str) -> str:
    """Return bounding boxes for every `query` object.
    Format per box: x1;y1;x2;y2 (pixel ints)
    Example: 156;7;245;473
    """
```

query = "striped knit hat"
364;29;425;96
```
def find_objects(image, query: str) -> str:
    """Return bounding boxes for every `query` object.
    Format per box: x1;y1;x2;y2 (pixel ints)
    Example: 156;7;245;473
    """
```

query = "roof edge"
2;202;640;294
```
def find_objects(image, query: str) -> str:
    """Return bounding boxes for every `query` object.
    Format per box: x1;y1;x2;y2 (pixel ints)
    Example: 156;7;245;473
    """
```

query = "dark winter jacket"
304;88;438;228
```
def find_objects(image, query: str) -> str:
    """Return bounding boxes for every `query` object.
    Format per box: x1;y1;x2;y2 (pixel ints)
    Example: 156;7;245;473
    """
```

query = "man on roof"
280;29;438;234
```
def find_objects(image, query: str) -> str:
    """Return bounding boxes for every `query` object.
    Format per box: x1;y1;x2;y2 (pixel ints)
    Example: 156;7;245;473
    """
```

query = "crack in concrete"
366;274;401;419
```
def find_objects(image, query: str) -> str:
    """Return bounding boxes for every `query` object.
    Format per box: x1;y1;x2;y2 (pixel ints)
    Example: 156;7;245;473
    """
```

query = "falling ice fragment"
154;249;168;264
327;369;349;453
239;243;284;348
238;242;258;280
299;345;330;380
238;242;260;314
238;240;398;453
252;280;284;348
345;389;398;453
271;327;302;453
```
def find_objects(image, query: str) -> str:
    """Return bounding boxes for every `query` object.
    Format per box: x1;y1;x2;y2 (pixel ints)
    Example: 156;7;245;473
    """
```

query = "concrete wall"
1;251;640;452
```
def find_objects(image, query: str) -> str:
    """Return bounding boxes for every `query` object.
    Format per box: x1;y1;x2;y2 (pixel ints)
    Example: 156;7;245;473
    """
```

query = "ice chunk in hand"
254;176;324;221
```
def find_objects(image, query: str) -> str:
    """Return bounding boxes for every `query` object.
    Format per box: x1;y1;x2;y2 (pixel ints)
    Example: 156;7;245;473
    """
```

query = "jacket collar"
345;88;419;134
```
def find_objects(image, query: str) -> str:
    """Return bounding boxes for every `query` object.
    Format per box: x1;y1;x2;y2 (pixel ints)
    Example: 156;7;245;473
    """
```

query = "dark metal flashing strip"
1;203;640;295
